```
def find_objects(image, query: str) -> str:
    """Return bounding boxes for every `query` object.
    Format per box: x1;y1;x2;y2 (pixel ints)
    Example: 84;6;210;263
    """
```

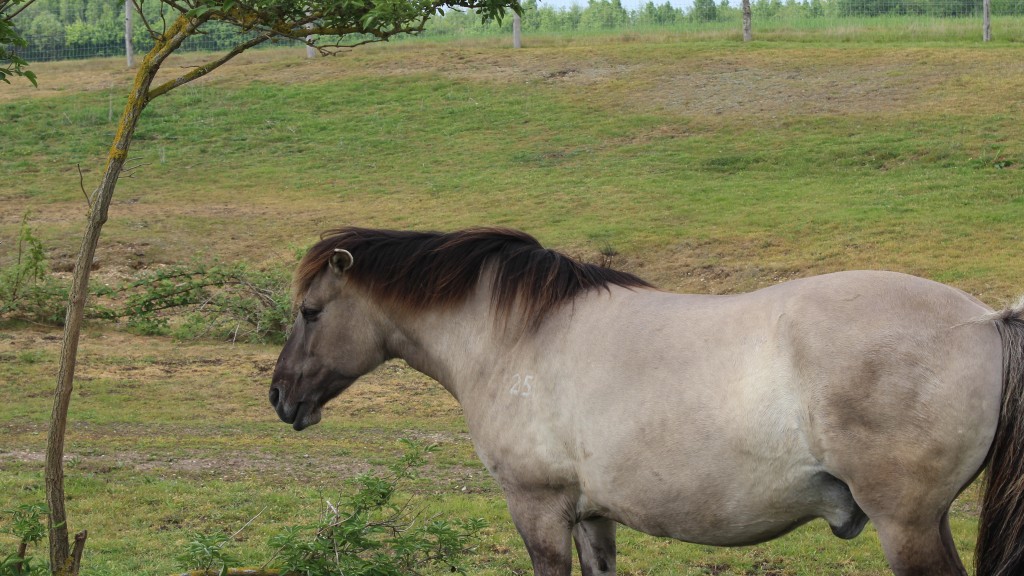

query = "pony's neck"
380;279;507;401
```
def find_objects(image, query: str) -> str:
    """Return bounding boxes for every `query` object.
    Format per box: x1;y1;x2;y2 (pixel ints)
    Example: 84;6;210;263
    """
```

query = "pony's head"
269;245;390;431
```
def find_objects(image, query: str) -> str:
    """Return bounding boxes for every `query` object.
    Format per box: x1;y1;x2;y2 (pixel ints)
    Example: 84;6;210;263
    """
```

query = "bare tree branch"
159;0;191;19
158;0;171;35
147;30;276;100
132;0;161;40
69;530;87;575
5;0;38;20
76;164;91;209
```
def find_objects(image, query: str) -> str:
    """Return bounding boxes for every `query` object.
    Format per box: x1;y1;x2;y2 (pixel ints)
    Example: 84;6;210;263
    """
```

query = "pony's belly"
655;515;815;547
602;497;811;545
588;468;863;546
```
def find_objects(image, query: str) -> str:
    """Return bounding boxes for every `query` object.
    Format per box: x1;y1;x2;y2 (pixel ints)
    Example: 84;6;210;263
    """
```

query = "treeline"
431;0;1023;34
430;0;743;33
10;0;1024;61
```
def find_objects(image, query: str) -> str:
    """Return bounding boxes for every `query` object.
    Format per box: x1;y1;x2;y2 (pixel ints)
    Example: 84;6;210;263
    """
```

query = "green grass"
1;32;1021;574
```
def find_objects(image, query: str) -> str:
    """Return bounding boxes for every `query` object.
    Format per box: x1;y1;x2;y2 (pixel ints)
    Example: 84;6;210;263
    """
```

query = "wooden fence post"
124;0;133;67
983;0;991;41
742;0;752;42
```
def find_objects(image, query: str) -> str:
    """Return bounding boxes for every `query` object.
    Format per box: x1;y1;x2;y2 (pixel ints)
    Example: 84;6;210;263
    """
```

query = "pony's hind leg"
573;517;616;576
873;511;967;576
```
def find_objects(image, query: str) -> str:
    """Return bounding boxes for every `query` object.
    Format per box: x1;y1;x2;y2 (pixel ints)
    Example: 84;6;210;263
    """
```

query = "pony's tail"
976;298;1024;576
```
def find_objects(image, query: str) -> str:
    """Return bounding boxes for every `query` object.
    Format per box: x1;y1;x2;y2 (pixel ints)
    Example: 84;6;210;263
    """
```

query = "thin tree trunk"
45;16;195;574
14;541;28;573
742;0;752;42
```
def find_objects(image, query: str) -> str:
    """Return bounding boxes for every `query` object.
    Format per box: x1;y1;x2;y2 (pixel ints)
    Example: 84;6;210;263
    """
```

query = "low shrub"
179;440;487;576
0;215;68;325
0;216;293;344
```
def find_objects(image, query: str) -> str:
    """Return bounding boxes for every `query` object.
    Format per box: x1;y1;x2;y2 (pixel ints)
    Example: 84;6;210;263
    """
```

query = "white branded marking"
509;373;534;398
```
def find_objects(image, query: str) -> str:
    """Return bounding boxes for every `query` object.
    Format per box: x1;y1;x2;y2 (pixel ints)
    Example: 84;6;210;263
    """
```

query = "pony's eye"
300;305;321;323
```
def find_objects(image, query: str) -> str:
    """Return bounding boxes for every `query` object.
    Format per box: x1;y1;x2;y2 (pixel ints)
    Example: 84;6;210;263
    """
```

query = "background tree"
691;0;718;21
579;0;629;29
32;0;518;572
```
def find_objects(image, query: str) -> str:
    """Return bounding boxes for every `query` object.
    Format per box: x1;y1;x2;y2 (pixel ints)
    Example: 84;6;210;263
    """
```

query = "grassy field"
2;31;1023;574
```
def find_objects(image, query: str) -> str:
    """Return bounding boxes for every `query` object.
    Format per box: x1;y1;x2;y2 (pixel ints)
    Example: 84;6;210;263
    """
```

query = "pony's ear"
329;249;354;275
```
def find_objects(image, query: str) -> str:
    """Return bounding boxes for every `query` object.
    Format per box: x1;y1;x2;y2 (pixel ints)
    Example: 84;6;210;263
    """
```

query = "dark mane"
294;227;654;330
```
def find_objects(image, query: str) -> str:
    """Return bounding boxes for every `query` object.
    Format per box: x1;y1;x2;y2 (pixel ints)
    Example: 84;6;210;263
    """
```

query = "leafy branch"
266;440;486;576
0;0;37;85
0;504;48;576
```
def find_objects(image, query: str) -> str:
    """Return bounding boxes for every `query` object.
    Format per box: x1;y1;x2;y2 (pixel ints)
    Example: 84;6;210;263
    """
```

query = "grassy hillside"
4;37;1024;297
2;33;1023;574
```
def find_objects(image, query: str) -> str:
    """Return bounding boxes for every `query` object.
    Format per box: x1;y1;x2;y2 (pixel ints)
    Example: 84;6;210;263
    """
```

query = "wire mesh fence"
6;0;1023;63
9;30;304;63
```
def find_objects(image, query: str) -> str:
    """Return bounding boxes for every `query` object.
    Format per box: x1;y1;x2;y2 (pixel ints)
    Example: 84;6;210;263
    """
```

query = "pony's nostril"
269;386;280;407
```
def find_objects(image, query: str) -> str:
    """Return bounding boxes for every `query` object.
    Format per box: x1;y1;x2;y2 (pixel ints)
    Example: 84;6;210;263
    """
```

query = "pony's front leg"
505;490;575;576
573;517;616;575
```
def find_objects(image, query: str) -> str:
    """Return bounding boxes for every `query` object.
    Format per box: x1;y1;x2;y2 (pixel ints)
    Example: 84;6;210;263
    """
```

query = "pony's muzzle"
269;383;295;424
269;382;320;431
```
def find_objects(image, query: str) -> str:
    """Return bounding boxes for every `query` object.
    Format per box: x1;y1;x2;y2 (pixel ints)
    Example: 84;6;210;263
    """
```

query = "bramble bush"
91;261;293;344
0;217;293;343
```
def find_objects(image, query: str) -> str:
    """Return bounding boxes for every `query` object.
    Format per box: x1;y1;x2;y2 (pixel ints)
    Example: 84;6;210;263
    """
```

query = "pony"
269;226;1024;576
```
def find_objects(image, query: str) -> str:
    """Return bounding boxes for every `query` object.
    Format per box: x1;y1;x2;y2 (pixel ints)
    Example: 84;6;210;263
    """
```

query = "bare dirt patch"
641;58;929;117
